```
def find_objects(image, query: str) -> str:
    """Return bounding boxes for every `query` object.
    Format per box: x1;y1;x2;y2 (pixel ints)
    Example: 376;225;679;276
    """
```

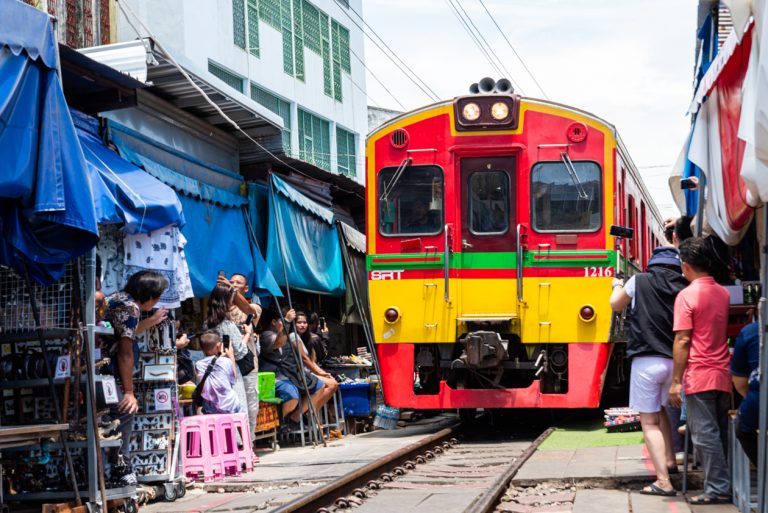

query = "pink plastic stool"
213;414;241;477
180;415;222;482
231;412;254;472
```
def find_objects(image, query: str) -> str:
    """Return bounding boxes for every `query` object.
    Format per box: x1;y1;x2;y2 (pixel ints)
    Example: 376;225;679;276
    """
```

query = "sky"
359;0;700;218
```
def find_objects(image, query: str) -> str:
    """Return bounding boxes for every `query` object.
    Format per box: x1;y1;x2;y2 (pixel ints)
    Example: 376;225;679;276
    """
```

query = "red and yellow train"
366;78;664;411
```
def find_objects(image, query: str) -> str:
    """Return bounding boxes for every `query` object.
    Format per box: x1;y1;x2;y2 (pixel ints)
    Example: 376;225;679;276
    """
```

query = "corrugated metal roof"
80;39;285;166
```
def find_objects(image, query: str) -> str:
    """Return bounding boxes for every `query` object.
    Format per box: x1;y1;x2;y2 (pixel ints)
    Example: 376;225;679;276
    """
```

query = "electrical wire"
445;0;504;79
115;0;361;196
453;0;523;93
331;0;440;102
476;0;549;99
349;45;407;111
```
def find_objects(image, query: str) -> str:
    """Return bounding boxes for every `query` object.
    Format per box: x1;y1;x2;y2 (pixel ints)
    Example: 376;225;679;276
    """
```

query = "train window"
469;171;509;234
531;161;602;232
378;165;443;236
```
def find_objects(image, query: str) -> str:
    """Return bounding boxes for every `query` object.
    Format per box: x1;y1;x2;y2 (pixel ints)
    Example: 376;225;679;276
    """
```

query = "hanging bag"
192;355;219;410
236;348;255;376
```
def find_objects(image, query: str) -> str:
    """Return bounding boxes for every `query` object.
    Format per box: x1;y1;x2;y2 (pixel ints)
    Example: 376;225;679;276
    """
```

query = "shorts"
275;376;324;402
629;356;674;413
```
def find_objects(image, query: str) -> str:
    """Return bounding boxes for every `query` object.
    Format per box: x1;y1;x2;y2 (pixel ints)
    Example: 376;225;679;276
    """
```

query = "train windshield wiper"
560;152;589;200
379;157;413;202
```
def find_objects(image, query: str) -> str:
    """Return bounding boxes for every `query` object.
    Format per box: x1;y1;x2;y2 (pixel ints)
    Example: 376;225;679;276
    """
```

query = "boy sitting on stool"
195;331;241;414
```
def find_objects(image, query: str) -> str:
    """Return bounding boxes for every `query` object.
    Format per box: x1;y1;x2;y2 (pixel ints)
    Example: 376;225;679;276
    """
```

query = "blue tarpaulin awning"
108;126;279;297
76;124;186;234
0;1;98;284
178;195;281;297
267;175;345;296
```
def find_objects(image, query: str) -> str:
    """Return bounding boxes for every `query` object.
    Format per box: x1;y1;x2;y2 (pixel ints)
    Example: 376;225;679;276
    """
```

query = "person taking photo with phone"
206;283;258;434
194;331;240;414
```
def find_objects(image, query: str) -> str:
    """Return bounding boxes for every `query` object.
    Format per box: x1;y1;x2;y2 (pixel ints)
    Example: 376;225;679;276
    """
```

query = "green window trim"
233;0;352;99
247;0;260;57
298;109;330;171
208;60;245;93
251;83;292;154
233;0;246;49
336;127;356;177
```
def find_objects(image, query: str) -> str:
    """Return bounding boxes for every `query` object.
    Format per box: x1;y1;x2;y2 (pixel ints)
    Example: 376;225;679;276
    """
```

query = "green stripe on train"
367;250;617;270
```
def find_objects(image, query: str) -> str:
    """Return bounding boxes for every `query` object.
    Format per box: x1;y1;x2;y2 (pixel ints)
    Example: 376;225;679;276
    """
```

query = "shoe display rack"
0;252;136;511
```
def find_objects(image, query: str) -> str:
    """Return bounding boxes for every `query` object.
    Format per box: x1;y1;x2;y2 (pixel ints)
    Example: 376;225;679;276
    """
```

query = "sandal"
640;482;676;497
687;494;731;505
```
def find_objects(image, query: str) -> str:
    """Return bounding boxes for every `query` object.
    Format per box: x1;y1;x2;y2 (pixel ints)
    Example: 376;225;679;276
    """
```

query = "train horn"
494;78;514;94
477;77;495;93
469;83;479;94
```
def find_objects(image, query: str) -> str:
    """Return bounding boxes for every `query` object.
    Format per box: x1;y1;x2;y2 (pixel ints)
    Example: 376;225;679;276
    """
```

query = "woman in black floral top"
103;270;168;486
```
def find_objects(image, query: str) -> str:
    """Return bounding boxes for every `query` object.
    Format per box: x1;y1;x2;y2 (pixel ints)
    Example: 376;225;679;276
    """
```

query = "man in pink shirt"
668;237;731;505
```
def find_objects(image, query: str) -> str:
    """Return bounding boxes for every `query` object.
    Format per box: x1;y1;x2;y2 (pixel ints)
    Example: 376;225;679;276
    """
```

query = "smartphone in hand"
218;269;226;278
222;334;230;351
244;313;254;325
319;317;326;329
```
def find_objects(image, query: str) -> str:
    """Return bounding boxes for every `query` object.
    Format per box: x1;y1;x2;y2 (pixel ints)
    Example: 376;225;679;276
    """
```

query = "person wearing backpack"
193;331;240;414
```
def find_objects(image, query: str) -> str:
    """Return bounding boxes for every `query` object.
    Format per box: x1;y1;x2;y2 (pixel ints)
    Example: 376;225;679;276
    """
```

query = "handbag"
236;348;256;377
192;356;219;410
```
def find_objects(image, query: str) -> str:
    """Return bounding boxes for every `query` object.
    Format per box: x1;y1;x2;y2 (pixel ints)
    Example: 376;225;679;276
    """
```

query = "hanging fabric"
123;225;193;308
0;1;98;284
266;175;345;296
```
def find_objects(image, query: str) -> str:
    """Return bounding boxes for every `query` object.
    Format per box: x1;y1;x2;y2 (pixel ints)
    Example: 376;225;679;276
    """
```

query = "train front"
367;79;619;411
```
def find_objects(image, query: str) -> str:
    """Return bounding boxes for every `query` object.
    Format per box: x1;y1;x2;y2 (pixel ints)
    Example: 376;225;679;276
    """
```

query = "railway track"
272;422;554;513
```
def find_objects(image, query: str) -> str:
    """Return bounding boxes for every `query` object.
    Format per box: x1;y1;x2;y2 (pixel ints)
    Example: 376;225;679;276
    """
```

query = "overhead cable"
452;0;524;94
477;0;549;99
332;0;440;102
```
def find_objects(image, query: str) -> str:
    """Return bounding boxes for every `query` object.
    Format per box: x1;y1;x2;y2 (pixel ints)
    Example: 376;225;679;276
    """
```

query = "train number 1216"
583;266;614;277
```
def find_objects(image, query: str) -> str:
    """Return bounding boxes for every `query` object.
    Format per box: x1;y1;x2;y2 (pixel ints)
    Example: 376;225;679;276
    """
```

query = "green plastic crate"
258;371;276;400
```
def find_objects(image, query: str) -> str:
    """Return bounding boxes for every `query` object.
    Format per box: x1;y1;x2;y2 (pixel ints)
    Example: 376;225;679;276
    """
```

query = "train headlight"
579;305;596;322
384;307;400;324
462;102;481;121
490;101;509;120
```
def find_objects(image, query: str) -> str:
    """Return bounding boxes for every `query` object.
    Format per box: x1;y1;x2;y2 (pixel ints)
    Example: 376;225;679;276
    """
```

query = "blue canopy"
0;1;98;284
178;195;281;298
266;175;345;296
76;125;186;234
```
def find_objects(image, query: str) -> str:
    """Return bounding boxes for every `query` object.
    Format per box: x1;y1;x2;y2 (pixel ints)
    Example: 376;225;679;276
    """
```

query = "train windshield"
531;161;602;232
378;165;443;236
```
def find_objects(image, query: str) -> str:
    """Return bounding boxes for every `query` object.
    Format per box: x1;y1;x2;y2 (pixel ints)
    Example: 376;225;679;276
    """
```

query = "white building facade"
115;0;366;183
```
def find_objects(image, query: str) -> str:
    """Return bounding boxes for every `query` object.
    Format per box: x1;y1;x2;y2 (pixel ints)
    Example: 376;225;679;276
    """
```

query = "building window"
251;83;292;154
247;0;260;57
298;109;330;171
233;0;246;49
336;127;356;177
238;0;351;99
208;60;245;93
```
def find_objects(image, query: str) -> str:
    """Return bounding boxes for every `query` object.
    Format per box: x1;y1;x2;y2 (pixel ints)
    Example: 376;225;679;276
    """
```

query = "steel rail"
461;427;555;513
272;423;461;513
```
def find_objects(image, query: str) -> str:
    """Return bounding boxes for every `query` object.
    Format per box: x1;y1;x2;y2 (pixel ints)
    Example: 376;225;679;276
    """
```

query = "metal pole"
268;175;326;446
758;206;767;512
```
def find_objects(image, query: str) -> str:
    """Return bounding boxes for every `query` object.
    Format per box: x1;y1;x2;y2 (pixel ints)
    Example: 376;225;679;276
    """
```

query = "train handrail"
444;223;451;302
516;224;524;303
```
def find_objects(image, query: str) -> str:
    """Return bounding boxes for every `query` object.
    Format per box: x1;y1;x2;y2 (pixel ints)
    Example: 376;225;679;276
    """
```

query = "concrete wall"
115;0;367;184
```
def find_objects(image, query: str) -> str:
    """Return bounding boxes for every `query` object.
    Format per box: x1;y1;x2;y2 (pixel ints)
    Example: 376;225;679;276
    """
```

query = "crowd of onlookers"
97;269;336;485
610;216;761;505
